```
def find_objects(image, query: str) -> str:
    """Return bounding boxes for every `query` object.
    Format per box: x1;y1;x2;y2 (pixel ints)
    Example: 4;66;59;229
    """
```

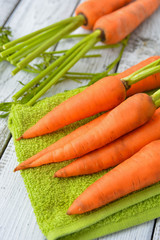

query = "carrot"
54;108;160;177
67;140;160;215
17;75;125;139
14;112;108;171
94;0;160;44
15;93;156;171
16;56;160;140
75;0;132;30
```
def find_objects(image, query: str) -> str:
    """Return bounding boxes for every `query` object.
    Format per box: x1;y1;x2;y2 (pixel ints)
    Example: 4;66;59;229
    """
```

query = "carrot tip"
13;167;18;172
16;136;23;141
53;173;58;178
66;210;71;215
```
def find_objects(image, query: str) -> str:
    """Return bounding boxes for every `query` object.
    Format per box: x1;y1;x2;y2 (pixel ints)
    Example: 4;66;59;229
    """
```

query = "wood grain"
152;218;160;240
0;0;20;25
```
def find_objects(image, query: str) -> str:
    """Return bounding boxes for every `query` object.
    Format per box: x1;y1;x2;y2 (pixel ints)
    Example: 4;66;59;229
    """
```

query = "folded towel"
8;88;160;240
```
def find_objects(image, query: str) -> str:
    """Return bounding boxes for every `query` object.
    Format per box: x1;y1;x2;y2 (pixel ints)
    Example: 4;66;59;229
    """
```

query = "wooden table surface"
0;0;160;239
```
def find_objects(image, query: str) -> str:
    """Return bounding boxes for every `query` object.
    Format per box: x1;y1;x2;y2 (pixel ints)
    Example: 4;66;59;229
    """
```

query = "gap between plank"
3;0;22;27
0;134;12;160
151;219;157;240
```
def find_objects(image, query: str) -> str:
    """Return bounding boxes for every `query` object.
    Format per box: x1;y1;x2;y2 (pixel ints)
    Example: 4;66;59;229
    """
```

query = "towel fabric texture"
8;88;160;240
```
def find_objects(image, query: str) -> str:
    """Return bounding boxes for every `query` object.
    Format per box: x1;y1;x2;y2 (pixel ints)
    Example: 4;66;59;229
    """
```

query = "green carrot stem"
151;88;160;108
60;78;82;84
13;30;101;100
7;28;60;62
64;33;89;38
43;52;101;58
37;43;87;86
124;65;160;85
15;15;85;72
12;45;82;100
3;17;77;49
106;36;129;72
154;99;160;108
145;88;159;96
93;44;121;49
62;75;92;80
9;42;42;64
0;102;13;111
87;38;129;87
0;112;9;118
122;59;160;85
12;51;68;100
66;72;97;76
152;88;160;104
1;27;60;58
43;43;120;56
82;54;101;58
26;32;100;106
13;44;84;100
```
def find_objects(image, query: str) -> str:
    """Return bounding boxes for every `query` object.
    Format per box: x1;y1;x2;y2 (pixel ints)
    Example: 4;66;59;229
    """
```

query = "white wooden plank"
98;221;154;240
1;1;160;240
0;0;21;156
0;0;20;25
152;218;160;240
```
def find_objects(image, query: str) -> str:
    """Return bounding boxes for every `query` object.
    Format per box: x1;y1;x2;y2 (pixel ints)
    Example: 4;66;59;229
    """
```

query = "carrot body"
18;93;156;170
14;112;108;171
18;56;160;140
94;0;160;44
75;0;132;30
67;140;160;215
55;108;160;177
20;76;126;139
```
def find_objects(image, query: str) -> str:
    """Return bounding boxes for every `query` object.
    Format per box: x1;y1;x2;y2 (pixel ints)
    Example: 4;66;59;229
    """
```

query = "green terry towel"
8;88;160;240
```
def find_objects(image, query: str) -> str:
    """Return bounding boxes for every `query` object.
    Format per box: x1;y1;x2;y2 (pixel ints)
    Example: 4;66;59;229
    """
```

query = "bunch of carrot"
0;0;133;75
11;0;160;215
1;0;159;107
13;57;160;215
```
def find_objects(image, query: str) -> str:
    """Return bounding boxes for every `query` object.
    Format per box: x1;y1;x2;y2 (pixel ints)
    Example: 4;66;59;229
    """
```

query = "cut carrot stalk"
14;90;158;171
16;56;160;139
67;140;160;215
54;108;160;177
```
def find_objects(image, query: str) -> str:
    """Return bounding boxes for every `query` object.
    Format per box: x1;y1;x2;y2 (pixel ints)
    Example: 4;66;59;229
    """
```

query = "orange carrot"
55;108;160;177
14;112;108;171
94;0;160;44
75;0;132;30
15;93;156;171
67;140;160;215
17;56;160;140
